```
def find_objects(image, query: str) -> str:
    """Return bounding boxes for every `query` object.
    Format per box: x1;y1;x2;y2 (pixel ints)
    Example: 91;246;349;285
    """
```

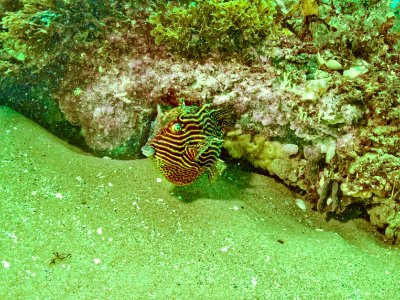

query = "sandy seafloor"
0;105;399;299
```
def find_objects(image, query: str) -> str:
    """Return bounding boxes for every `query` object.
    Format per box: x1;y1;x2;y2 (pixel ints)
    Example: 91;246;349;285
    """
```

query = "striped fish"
141;103;227;186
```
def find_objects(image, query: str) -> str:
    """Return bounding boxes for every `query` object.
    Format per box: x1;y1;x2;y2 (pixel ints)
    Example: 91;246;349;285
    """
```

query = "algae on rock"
148;0;279;57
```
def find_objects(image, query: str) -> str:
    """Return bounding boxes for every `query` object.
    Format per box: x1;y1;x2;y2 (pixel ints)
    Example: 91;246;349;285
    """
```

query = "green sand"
1;106;399;298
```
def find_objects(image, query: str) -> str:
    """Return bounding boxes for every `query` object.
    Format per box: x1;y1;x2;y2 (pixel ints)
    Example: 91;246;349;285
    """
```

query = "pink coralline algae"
58;53;294;153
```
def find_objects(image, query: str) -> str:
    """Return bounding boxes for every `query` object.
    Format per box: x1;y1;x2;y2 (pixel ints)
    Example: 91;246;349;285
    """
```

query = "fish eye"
171;123;182;133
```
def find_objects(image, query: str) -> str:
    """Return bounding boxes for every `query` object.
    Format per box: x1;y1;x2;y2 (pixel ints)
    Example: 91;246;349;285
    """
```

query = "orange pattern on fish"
142;103;227;186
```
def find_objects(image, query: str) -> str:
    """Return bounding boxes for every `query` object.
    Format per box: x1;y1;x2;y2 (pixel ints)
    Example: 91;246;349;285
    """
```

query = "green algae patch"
1;106;400;298
149;0;278;57
0;0;121;73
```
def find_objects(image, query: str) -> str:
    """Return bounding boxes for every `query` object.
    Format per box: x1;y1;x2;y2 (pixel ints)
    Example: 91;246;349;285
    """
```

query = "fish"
141;102;228;186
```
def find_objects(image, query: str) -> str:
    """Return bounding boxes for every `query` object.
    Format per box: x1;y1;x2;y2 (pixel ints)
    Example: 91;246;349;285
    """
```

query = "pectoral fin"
186;136;223;161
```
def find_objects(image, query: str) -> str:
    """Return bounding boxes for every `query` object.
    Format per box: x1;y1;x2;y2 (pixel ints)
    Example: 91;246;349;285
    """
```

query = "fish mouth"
141;145;155;157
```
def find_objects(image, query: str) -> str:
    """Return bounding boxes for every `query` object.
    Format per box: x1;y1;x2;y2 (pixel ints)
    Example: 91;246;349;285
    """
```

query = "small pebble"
295;198;307;211
2;260;10;268
220;246;230;252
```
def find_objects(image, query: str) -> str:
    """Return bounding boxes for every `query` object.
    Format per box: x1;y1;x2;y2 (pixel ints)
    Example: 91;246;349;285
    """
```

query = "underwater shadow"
171;164;252;202
325;202;370;223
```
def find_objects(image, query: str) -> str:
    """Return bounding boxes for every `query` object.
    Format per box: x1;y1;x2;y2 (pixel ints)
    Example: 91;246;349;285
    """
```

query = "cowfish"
141;102;227;186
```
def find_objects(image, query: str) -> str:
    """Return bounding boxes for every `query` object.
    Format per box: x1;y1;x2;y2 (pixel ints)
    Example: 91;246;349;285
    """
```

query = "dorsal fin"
211;103;237;129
